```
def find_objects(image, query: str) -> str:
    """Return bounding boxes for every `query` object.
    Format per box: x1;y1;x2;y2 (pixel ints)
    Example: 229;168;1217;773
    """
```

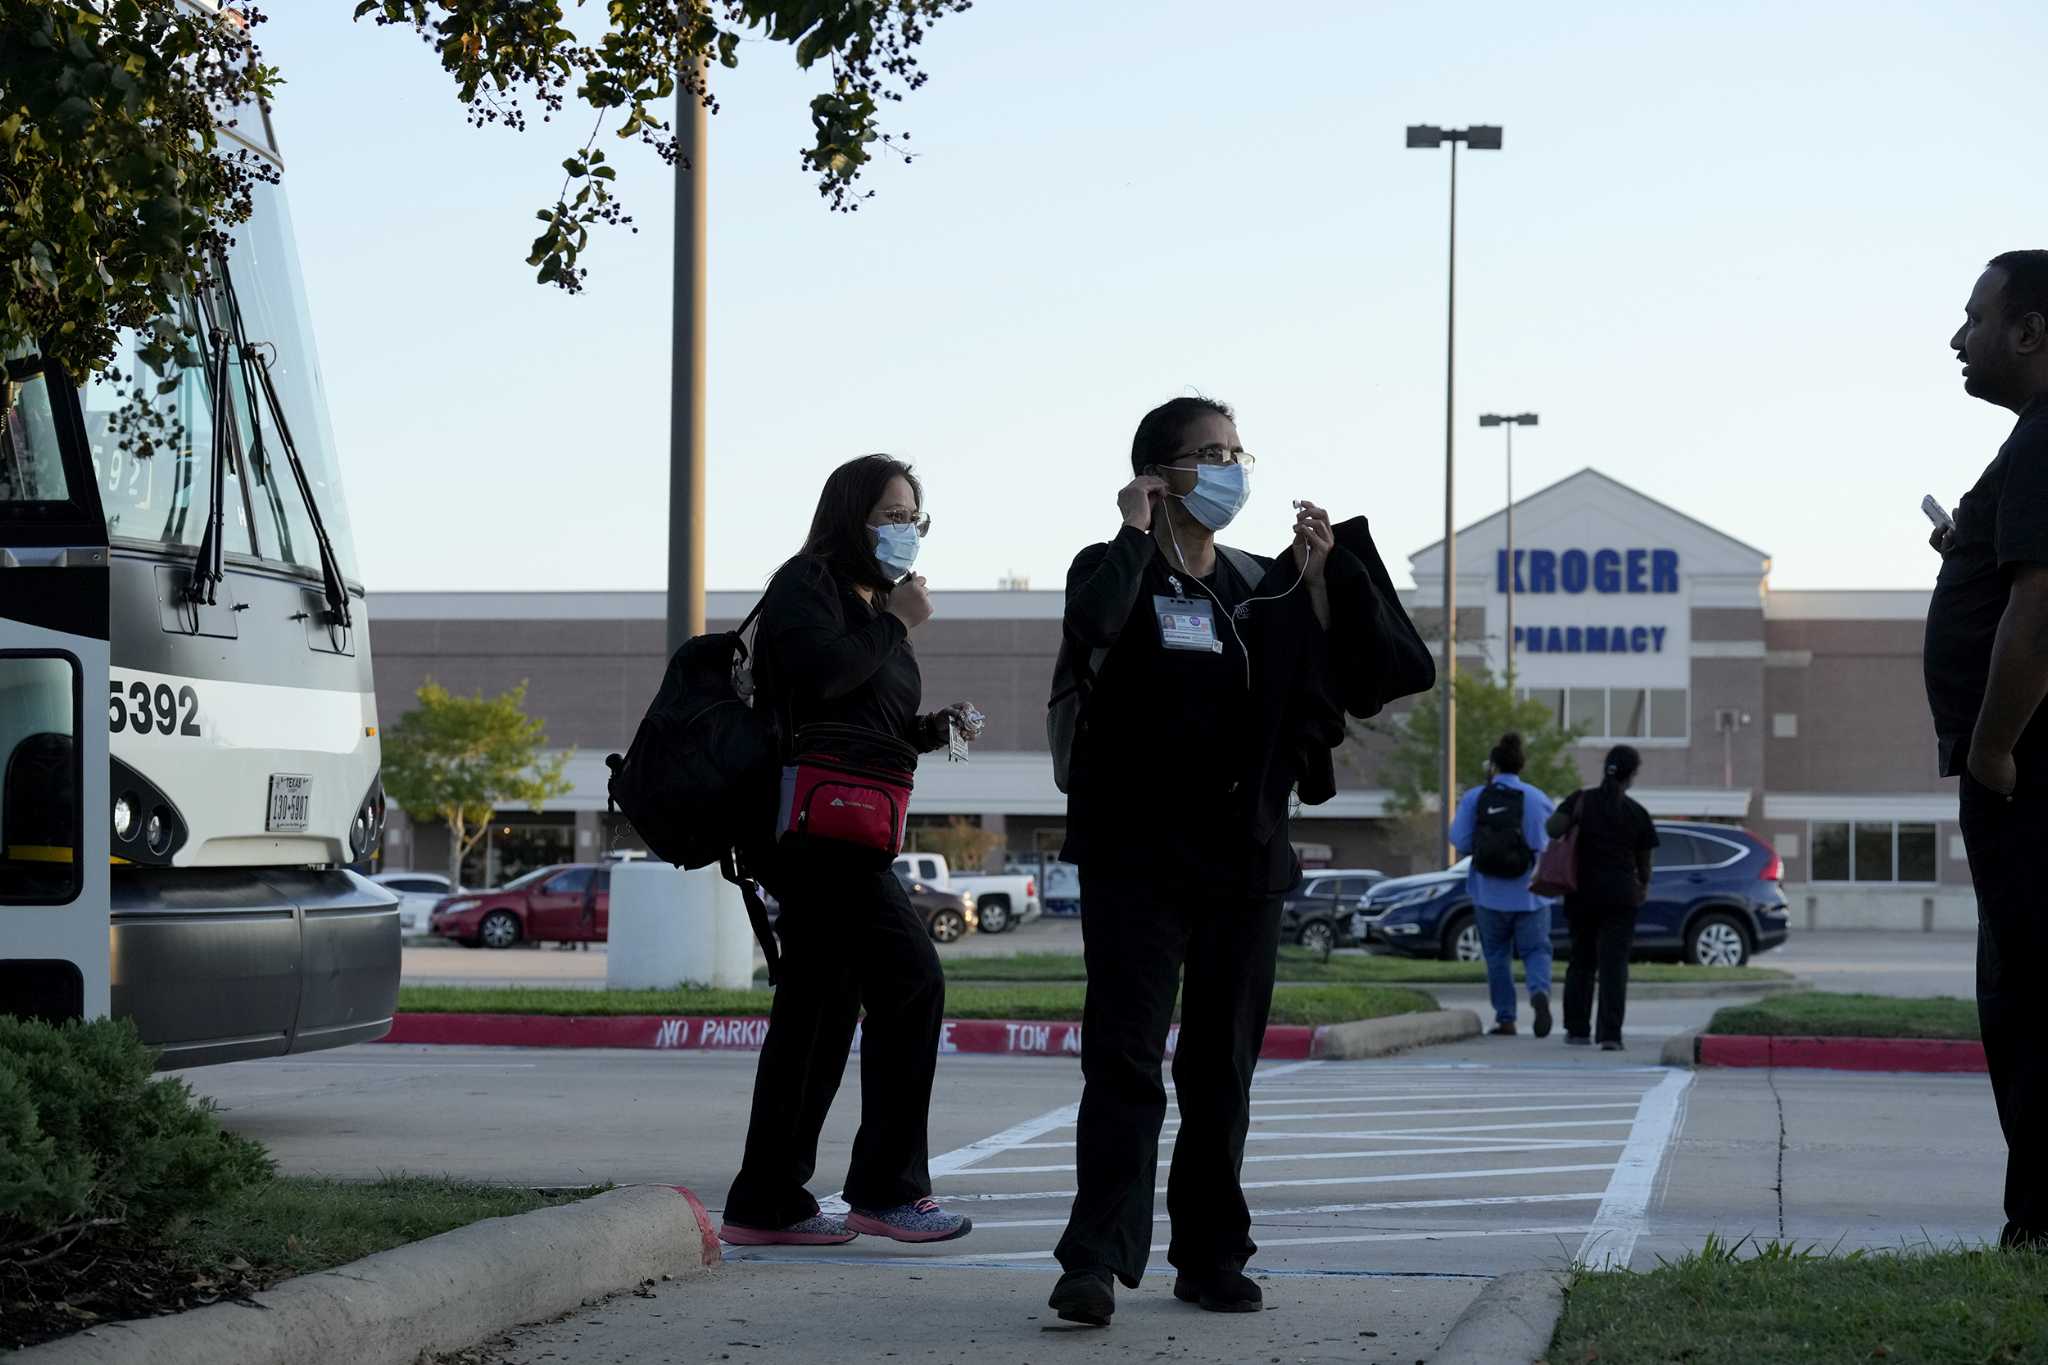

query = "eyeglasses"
876;507;932;537
1162;445;1254;470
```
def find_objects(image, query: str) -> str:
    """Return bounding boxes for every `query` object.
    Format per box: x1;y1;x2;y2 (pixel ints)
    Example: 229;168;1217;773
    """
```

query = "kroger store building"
370;470;1969;931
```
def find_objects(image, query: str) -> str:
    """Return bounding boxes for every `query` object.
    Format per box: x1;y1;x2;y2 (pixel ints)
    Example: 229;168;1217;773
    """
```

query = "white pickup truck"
891;853;1040;934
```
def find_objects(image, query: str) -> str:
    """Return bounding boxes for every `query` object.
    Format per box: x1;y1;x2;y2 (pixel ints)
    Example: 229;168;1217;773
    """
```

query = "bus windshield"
79;177;360;584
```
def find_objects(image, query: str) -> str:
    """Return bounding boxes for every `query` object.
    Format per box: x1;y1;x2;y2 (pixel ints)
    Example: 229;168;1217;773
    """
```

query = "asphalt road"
190;930;2002;1363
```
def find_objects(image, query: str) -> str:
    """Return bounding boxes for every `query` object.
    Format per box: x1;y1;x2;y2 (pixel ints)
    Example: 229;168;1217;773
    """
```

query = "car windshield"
501;866;558;891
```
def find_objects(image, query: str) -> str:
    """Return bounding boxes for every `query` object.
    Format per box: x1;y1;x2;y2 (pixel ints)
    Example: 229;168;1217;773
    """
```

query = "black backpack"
604;603;785;980
1469;781;1535;878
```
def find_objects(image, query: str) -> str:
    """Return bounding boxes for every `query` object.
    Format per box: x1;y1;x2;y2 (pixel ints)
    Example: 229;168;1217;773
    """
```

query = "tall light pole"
1407;123;1502;865
1479;412;1538;691
667;61;710;655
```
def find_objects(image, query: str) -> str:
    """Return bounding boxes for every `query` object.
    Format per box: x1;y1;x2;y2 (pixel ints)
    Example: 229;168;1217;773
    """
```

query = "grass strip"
1705;990;1980;1041
396;982;1438;1027
176;1175;601;1282
1551;1238;2047;1365
928;949;1789;985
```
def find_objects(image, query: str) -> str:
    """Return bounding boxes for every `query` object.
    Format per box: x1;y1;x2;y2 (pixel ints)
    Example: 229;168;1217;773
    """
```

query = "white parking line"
1577;1067;1693;1271
949;1141;1627;1176
934;1162;1622;1204
971;1191;1608;1230
927;1224;1595;1264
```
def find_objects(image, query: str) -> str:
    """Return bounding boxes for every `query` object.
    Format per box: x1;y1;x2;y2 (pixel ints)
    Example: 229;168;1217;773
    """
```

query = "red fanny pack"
777;725;916;857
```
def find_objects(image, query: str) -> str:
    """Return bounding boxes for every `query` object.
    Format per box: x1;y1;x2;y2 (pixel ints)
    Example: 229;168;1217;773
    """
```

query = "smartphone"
1922;494;1954;532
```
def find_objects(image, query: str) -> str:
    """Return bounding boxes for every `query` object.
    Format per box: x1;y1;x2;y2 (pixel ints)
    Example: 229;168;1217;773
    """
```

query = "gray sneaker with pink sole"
718;1214;856;1246
846;1197;972;1243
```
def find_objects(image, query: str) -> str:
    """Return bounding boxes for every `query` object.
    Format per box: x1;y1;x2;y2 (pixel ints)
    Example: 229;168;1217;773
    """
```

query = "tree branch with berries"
355;0;972;293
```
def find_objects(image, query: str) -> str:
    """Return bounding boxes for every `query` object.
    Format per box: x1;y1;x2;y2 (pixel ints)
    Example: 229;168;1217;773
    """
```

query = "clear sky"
254;0;2048;595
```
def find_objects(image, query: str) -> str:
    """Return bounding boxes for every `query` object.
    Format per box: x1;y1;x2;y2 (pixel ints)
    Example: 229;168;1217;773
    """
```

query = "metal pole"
667;60;710;656
1440;138;1458;867
1504;420;1514;693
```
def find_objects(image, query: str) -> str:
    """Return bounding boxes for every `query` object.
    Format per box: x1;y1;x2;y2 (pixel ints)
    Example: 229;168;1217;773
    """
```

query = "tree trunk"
446;811;465;889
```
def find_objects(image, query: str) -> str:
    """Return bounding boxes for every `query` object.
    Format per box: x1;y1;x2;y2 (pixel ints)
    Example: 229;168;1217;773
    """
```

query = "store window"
1521;687;1688;740
1808;821;1938;883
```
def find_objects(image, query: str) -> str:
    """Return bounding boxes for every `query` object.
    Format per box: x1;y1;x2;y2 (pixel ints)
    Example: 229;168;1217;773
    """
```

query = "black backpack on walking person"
1469;781;1536;878
604;602;785;981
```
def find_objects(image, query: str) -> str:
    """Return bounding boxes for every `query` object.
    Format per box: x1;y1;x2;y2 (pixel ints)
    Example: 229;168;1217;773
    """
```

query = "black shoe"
1565;1034;1591;1047
1531;993;1553;1039
1173;1269;1263;1313
1488;1021;1518;1037
1050;1268;1116;1326
1600;1040;1625;1052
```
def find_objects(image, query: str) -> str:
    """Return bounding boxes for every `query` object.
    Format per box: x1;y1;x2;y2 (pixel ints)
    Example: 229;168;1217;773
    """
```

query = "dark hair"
793;454;922;592
1489;733;1527;775
1131;395;1234;476
1601;744;1642;790
1988;251;2048;322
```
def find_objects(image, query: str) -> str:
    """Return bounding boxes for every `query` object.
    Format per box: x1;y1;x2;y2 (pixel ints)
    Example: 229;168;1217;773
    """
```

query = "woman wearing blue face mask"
721;453;979;1249
1045;398;1435;1327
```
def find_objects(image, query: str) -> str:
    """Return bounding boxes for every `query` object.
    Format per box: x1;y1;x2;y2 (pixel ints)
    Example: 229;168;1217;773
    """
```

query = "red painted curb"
379;1012;1316;1059
1698;1034;1986;1073
670;1185;723;1266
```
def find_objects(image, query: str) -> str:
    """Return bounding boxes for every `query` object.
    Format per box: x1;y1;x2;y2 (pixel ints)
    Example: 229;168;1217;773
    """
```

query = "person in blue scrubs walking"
1450;734;1558;1037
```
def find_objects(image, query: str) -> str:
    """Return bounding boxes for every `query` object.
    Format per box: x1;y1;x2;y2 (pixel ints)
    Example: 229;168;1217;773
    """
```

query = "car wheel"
1687;913;1749;967
1296;919;1336;954
978;896;1011;934
1441;911;1481;962
479;910;522;950
929;907;968;943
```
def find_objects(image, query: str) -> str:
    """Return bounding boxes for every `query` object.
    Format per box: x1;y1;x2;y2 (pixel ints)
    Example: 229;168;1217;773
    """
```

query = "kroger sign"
1501;548;1682;656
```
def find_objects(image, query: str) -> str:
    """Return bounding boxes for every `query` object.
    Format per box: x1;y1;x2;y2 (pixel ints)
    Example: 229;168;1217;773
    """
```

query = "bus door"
0;357;111;1023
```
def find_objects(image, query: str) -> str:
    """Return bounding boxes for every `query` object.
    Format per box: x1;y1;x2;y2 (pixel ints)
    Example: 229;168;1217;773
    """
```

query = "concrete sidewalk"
445;1259;1483;1365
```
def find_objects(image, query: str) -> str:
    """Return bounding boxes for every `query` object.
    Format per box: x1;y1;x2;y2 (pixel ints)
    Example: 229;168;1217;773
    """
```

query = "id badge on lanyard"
1154;595;1223;654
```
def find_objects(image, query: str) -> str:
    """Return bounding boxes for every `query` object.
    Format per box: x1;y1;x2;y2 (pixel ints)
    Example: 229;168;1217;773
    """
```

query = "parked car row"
1354;822;1789;966
393;860;985;948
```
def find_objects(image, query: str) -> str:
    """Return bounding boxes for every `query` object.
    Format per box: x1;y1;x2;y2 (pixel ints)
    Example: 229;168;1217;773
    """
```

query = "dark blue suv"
1355;822;1789;966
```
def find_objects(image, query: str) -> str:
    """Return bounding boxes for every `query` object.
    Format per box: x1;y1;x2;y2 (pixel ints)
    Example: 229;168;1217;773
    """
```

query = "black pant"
1054;870;1283;1288
1562;899;1635;1044
724;850;945;1227
1960;774;2048;1244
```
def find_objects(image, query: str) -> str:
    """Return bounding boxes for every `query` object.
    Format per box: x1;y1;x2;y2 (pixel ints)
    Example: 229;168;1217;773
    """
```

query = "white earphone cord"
1161;497;1308;691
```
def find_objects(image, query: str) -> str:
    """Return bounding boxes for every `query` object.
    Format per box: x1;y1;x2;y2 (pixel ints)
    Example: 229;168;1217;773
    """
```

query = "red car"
430;863;611;949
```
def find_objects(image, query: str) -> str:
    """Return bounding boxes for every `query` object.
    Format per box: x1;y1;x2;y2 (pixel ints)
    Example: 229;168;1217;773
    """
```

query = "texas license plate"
266;773;313;833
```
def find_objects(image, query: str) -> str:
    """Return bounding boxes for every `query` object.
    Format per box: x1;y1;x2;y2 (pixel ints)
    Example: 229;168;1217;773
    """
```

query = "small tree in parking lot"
913;815;1004;874
1364;670;1587;817
381;681;573;886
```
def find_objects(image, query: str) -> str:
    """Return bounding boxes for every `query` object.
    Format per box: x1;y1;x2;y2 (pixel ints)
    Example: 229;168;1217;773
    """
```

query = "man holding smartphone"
1925;249;2048;1252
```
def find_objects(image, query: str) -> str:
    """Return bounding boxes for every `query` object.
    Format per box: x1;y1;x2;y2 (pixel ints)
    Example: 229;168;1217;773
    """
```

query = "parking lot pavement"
1642;1065;2005;1261
1763;928;1976;998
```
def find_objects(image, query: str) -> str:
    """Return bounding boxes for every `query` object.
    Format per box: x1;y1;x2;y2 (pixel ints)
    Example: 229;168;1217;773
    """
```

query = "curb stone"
1660;1029;1700;1068
1310;1008;1482;1060
12;1184;720;1365
1431;1269;1569;1365
1696;1033;1987;1073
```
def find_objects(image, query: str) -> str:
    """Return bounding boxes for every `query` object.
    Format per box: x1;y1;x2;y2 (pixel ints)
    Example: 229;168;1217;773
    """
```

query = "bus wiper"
215;257;352;628
185;288;236;608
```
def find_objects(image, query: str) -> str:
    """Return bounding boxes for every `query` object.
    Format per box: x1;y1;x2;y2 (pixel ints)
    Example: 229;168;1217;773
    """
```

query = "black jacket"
1056;516;1433;885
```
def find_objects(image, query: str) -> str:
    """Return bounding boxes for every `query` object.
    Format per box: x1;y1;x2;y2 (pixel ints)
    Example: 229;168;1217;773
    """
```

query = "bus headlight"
110;759;187;864
349;775;386;861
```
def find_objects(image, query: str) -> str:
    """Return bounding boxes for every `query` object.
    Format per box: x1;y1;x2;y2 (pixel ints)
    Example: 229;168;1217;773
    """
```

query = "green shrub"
0;1017;271;1258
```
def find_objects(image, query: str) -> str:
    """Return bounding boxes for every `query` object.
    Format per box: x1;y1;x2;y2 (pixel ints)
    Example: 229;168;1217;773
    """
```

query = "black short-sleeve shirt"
1558;787;1658;910
1924;396;2048;783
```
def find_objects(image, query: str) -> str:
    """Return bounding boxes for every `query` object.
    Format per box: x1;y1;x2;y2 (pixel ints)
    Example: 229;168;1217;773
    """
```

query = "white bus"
0;25;399;1065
